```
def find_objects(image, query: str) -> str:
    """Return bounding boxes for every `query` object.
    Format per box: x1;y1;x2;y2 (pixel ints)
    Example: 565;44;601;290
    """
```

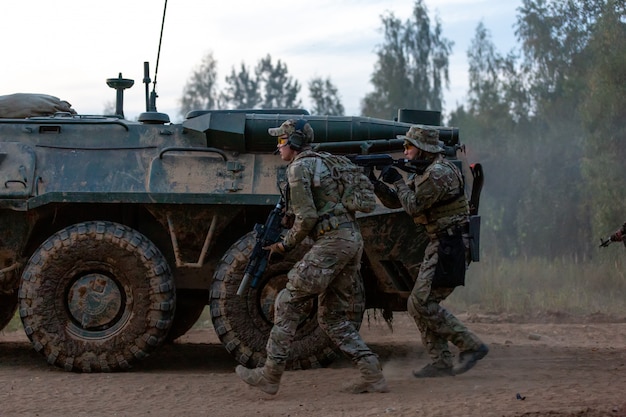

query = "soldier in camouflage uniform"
235;119;389;395
607;222;626;245
372;124;488;378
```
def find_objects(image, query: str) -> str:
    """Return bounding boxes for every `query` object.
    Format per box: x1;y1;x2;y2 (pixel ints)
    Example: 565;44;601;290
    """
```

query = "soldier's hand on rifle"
380;166;402;184
263;241;286;258
367;168;380;183
610;229;624;242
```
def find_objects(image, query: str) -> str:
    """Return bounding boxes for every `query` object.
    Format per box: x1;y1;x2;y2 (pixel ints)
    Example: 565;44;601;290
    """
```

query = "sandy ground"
1;312;626;417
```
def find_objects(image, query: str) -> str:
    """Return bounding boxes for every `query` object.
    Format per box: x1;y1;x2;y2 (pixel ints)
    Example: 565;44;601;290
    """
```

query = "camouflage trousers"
407;237;483;367
266;227;375;367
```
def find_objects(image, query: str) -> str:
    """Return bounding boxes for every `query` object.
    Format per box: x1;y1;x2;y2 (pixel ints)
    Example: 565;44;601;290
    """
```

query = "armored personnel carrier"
0;68;479;372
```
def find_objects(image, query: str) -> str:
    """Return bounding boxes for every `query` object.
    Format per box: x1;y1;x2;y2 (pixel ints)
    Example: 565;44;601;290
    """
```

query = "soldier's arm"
371;180;402;209
282;162;318;250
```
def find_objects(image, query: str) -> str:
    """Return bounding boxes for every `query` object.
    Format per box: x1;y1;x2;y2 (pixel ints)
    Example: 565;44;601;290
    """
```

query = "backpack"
313;151;377;214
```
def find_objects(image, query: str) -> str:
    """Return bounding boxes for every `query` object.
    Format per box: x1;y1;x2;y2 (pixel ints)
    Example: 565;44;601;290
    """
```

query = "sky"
2;0;522;122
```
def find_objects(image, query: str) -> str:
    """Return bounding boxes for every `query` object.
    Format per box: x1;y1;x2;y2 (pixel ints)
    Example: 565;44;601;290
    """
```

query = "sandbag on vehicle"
0;93;76;118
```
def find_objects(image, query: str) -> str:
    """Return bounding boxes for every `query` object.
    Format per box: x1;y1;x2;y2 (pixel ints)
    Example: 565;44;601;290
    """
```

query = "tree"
221;63;262;109
449;23;528;257
218;55;303;110
578;1;626;242
308;77;344;116
361;0;453;119
182;51;346;115
179;52;221;118
256;55;302;109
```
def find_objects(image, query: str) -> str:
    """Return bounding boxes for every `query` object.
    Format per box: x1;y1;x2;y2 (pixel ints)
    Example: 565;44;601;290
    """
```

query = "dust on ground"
1;312;625;417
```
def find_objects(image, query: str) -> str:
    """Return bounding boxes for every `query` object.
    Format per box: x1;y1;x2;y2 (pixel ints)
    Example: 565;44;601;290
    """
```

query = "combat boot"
453;343;489;375
235;359;284;395
412;362;454;378
341;355;390;394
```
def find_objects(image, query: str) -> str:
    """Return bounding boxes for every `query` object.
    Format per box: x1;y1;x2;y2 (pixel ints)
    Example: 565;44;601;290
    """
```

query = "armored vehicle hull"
0;106;470;372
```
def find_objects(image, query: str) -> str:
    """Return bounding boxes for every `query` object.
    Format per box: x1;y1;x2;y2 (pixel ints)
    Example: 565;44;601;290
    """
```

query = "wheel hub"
67;273;123;330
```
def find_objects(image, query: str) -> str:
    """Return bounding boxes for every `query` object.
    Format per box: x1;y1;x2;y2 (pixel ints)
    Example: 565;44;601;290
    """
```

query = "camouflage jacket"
374;154;469;235
282;150;349;249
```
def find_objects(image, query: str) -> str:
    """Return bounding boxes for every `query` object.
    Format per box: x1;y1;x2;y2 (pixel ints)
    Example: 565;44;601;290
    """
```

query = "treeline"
449;0;626;260
179;53;344;118
180;0;626;261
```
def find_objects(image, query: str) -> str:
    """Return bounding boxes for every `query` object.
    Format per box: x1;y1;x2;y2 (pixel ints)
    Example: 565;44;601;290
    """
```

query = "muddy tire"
166;289;208;342
18;221;175;372
210;231;365;370
0;291;18;331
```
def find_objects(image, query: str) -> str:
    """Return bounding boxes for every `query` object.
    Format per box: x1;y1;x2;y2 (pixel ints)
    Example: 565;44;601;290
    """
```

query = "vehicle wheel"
0;291;18;331
19;221;175;372
211;231;364;370
166;289;208;342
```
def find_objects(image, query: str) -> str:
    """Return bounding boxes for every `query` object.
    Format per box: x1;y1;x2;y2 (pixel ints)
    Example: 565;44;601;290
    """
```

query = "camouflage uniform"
374;124;488;377
236;119;388;394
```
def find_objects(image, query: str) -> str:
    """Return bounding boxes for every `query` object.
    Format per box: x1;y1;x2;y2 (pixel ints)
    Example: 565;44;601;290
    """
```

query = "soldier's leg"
314;235;388;393
236;259;316;395
407;241;454;376
407;241;487;376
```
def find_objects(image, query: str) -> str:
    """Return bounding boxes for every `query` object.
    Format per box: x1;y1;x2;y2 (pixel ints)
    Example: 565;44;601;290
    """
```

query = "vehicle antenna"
149;0;168;112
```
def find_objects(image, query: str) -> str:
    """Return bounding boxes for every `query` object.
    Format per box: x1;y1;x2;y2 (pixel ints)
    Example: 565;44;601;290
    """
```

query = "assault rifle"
236;198;285;296
347;145;462;175
346;154;419;174
599;223;626;248
348;153;484;215
349;153;485;262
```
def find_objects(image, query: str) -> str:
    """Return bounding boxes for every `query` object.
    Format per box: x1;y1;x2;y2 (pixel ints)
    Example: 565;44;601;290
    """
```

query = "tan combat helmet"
397;124;444;154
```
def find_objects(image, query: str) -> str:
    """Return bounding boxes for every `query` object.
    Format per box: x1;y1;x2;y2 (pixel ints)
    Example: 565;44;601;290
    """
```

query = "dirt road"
1;312;625;417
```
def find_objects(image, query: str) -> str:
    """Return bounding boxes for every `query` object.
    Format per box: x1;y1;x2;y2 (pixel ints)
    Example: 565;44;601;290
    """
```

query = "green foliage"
308;77;344;116
5;311;22;333
181;53;346;113
221;63;262;109
452;0;626;260
255;55;302;109
579;2;626;241
179;51;221;118
361;0;452;118
446;255;626;317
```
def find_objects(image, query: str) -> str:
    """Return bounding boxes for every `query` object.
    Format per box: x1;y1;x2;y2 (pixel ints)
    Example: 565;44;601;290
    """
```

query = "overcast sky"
2;0;521;122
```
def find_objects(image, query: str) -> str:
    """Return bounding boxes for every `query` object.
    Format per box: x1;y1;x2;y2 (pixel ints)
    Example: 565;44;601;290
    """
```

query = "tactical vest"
414;159;469;226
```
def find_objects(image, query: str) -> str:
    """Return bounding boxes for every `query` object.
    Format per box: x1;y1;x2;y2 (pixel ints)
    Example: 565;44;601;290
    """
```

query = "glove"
263;241;286;258
380;166;402;184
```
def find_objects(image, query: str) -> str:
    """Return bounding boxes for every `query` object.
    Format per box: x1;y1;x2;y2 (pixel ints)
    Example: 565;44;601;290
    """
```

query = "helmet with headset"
268;118;314;151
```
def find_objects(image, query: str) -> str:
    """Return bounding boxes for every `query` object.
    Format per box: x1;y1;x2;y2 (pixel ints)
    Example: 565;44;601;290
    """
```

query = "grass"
4;311;22;332
445;255;626;318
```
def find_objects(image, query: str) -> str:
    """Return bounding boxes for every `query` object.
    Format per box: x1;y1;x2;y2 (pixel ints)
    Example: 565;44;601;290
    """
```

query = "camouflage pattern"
265;149;381;377
268;118;315;142
397;124;444;154
408;237;482;367
394;155;469;236
282;150;345;250
374;152;483;368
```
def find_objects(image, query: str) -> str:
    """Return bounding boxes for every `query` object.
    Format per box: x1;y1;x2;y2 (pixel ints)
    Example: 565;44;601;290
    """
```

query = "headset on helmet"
287;119;309;151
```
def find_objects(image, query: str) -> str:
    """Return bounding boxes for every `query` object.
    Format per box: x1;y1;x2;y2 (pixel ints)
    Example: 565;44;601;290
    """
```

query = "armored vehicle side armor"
0;73;479;372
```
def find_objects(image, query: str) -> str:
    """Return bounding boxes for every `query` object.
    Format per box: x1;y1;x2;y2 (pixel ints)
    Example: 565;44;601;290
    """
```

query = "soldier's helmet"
397;125;444;154
268;119;314;151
